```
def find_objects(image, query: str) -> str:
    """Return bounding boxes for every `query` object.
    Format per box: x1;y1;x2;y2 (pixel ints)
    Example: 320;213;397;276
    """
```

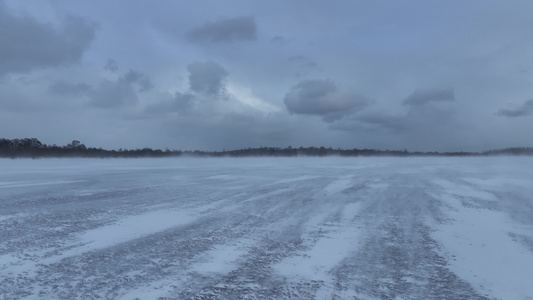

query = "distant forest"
1;138;533;158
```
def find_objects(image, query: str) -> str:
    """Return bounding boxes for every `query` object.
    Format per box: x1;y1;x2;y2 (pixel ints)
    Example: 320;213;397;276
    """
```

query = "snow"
1;157;533;299
274;201;363;283
191;238;253;274
432;182;533;299
324;177;353;194
0;180;85;188
64;209;198;259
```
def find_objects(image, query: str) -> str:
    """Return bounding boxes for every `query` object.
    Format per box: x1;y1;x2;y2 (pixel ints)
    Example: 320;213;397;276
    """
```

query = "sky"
1;0;533;152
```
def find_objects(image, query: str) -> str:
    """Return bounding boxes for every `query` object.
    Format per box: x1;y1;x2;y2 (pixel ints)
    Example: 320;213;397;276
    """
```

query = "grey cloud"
142;60;229;116
333;87;457;135
0;4;95;76
0;85;45;112
404;104;455;126
186;16;256;43
104;59;119;72
188;61;228;95
288;55;318;69
121;70;153;92
288;55;319;78
175;92;195;110
357;112;407;131
48;81;92;96
330;112;408;133
403;88;455;106
271;35;290;45
87;79;138;109
284;79;367;122
47;69;152;108
333;103;459;151
288;55;311;63
145;92;195;114
498;99;533;117
223;112;256;124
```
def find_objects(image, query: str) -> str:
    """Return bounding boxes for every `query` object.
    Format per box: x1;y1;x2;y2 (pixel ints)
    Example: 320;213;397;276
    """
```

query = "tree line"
1;138;532;158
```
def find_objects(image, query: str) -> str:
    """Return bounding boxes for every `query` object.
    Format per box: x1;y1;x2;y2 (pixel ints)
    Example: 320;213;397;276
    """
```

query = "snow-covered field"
1;157;533;300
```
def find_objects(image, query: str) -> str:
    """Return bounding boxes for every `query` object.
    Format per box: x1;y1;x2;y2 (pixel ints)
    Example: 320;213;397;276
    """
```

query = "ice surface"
1;157;533;299
432;183;533;299
62;209;198;259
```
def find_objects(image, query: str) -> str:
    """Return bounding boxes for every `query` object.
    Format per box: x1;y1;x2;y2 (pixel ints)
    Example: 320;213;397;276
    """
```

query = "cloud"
288;55;318;68
497;99;533;117
144;92;195;114
87;79;138;109
0;83;46;112
122;70;153;92
288;55;320;78
357;112;407;131
271;35;290;46
142;60;230;116
332;88;457;136
403;88;455;106
89;71;153;108
330;111;409;133
48;69;152;108
284;79;367;122
48;81;92;96
144;60;279;120
0;3;95;76
186;16;256;43
187;61;228;95
104;59;119;72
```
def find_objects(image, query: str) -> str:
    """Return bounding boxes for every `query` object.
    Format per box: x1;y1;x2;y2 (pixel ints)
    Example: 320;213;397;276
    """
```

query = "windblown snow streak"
1;157;532;299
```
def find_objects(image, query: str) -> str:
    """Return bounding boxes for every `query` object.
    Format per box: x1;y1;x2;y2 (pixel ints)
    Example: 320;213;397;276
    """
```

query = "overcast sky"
1;0;532;151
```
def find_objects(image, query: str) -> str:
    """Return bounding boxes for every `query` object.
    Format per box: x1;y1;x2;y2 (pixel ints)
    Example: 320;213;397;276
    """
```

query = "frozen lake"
1;157;533;299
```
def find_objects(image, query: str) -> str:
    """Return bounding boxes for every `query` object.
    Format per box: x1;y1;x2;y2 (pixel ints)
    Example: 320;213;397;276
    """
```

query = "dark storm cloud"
497;99;533;117
0;3;95;76
187;61;228;95
284;79;367;122
186;16;256;43
403;88;455;106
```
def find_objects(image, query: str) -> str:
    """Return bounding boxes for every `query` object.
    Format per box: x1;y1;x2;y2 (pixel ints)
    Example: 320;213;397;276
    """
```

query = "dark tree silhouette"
1;137;532;158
